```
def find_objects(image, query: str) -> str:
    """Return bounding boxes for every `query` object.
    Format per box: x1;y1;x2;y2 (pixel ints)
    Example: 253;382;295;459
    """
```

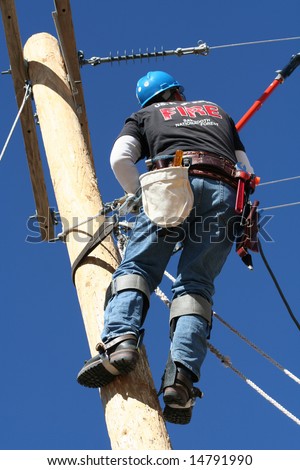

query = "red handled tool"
234;52;300;262
235;168;260;214
236;52;300;131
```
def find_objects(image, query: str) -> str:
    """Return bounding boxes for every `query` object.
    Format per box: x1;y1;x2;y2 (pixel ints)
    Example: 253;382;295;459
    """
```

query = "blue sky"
0;0;299;451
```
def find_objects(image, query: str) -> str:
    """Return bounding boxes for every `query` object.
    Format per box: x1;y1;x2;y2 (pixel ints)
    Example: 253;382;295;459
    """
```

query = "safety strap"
104;274;151;320
170;293;212;326
71;215;119;283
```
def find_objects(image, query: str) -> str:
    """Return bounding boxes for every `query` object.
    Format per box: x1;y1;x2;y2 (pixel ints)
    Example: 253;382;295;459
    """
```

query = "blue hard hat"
136;71;184;107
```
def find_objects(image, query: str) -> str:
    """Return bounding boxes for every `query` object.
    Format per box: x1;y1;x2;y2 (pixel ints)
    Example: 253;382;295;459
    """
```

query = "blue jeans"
102;177;238;381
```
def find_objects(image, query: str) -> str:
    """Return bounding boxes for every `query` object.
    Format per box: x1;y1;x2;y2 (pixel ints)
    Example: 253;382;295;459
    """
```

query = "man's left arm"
110;135;142;195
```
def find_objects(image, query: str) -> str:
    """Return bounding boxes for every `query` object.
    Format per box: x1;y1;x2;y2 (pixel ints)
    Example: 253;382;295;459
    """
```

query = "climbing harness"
69;193;141;283
48;192;141;283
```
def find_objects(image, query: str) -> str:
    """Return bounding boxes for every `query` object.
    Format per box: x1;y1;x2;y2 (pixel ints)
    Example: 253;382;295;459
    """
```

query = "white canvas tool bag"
139;166;194;227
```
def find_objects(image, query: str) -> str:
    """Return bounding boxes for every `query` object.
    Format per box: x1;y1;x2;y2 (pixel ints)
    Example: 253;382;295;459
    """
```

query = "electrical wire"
210;36;300;50
261;201;300;211
80;36;300;67
259;175;300;186
255;175;300;210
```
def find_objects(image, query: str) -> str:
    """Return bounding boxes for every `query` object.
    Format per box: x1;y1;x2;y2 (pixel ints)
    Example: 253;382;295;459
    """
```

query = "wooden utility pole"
24;32;171;450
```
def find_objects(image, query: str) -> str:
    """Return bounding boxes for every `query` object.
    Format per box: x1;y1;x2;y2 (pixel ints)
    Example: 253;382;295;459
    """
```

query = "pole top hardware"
78;40;210;67
1;66;12;75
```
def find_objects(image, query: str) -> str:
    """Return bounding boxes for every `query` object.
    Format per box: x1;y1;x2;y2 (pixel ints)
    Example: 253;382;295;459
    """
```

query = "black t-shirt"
118;100;245;164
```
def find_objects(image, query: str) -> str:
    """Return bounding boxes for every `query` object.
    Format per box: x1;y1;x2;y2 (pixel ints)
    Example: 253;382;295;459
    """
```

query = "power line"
210;36;300;50
259;175;300;186
79;36;300;67
261;201;300;210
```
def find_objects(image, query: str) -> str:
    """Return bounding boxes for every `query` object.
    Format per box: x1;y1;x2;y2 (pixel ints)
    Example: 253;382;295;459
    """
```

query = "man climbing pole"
77;71;254;425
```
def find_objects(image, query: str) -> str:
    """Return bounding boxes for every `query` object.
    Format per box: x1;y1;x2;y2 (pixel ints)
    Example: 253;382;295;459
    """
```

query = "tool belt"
148;151;238;190
184;151;238;190
142;149;259;228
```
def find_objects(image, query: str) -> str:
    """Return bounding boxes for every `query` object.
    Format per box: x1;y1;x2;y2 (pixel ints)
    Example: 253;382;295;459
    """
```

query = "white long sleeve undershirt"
110;135;142;195
110;135;254;194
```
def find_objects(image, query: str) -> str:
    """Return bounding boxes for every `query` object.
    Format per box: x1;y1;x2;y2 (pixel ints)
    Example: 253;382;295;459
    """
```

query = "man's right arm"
235;150;254;174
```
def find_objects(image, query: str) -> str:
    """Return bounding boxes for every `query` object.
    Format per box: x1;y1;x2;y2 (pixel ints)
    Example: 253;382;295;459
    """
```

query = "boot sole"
163;390;187;407
163;405;192;425
77;350;139;388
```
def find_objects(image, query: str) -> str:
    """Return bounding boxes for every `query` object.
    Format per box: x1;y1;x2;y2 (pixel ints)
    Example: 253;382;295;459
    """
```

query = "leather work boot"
77;333;142;388
163;367;203;425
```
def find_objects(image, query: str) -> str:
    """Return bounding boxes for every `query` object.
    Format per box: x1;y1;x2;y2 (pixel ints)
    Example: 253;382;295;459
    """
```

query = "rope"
155;286;171;308
0;82;32;162
163;271;176;283
213;312;300;385
207;342;300;426
210;36;300;50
